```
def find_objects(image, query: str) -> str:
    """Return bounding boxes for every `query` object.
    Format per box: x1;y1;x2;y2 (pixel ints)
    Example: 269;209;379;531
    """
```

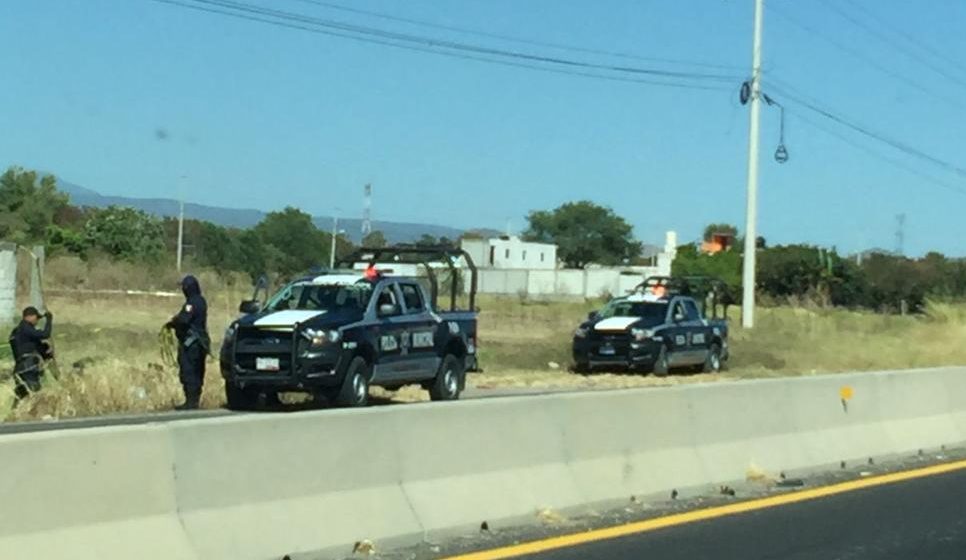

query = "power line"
152;0;732;91
820;0;966;89
782;104;966;198
285;0;744;72
767;3;966;110
161;0;740;84
843;0;966;80
767;81;966;183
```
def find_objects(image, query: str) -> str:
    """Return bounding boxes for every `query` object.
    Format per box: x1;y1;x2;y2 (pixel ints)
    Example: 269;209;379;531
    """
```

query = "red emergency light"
364;264;380;281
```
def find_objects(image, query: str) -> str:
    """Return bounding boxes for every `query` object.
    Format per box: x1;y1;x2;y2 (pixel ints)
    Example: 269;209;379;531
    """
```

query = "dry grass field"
3;258;966;421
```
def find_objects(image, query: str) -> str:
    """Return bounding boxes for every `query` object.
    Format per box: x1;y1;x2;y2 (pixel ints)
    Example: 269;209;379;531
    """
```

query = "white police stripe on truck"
254;310;326;327
594;317;639;331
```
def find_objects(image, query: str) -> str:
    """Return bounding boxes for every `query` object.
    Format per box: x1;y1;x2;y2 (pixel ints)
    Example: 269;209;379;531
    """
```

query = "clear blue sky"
2;0;964;255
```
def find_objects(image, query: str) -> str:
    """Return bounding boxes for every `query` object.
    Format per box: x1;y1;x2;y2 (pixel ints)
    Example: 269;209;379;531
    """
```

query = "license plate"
598;345;616;356
256;357;280;371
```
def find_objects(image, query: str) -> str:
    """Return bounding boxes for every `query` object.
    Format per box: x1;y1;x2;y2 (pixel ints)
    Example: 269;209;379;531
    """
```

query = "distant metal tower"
361;183;372;237
895;213;906;256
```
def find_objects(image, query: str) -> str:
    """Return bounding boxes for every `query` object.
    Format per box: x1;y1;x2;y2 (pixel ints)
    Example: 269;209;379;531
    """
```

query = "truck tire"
653;346;670;377
703;344;723;373
573;361;591;374
225;383;258;411
430;354;464;401
336;356;370;407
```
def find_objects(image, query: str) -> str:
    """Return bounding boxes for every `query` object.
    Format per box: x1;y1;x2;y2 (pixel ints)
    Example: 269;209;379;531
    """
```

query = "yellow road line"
444;458;966;560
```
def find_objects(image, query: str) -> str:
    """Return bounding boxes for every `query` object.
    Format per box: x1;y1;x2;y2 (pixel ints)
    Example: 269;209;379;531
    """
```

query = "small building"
460;236;557;270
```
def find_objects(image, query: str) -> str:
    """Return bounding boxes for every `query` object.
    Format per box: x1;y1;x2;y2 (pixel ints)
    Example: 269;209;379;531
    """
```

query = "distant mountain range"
58;181;488;244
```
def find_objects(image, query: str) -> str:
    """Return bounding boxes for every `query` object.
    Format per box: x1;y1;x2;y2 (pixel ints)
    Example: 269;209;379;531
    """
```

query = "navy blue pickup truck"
220;246;478;409
572;277;730;375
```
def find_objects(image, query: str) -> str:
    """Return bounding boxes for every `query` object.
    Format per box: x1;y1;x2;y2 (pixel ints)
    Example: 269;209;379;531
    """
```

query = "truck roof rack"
336;245;478;312
633;275;735;319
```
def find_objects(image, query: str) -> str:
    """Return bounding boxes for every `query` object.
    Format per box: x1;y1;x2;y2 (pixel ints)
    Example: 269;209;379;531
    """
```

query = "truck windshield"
599;300;668;326
265;281;373;312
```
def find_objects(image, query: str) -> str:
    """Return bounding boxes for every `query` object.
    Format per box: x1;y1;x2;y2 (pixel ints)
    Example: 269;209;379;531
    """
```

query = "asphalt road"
517;466;966;560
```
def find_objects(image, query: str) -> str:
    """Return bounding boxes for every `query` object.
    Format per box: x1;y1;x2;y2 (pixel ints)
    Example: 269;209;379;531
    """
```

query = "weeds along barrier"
2;366;966;560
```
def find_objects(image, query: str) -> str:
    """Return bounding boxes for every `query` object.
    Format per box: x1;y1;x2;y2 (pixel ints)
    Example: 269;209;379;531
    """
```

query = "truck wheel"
225;383;258;411
653;346;670;377
336;356;370;407
703;344;723;373
430;354;464;401
573;361;591;374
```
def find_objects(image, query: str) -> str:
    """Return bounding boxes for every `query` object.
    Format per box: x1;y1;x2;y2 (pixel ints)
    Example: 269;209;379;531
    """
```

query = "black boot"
175;390;200;411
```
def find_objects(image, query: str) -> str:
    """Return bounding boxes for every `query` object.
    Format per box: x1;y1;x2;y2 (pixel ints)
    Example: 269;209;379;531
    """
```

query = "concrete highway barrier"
3;366;966;559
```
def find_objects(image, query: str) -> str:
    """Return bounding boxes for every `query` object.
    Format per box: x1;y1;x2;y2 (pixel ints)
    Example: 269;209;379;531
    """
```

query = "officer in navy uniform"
165;275;210;410
8;306;54;402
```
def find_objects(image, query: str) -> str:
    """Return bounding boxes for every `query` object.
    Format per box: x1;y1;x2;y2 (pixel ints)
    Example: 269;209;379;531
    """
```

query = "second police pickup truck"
572;276;731;375
220;246;479;410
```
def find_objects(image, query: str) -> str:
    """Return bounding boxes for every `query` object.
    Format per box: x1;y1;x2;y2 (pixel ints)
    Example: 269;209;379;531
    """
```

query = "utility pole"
176;175;186;273
895;213;906;256
329;215;339;269
741;0;765;329
362;184;372;237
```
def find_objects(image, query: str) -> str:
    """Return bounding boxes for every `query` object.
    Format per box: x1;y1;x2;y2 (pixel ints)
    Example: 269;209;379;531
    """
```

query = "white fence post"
29;245;45;312
0;242;16;325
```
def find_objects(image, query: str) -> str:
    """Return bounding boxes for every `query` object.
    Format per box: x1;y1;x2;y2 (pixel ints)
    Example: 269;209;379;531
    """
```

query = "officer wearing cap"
164;275;210;410
8;306;54;402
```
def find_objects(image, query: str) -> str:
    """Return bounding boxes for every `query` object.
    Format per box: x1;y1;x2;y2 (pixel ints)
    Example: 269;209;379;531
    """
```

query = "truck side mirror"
239;300;261;314
587;311;600;321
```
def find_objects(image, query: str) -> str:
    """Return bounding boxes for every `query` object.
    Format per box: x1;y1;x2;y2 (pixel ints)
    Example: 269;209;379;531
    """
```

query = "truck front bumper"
572;337;662;369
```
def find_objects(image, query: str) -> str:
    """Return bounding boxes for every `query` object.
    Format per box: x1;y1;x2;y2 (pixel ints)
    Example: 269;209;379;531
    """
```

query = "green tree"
84;206;166;261
0;167;69;243
195;222;246;272
671;244;742;291
416;234;438;246
238;228;270;280
362;230;387;248
524;201;641;268
757;245;827;298
46;224;88;256
254;207;326;277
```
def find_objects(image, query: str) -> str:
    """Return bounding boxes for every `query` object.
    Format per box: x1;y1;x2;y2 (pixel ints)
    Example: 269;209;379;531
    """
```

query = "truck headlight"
223;323;237;344
631;328;655;341
574;327;588;338
303;328;341;347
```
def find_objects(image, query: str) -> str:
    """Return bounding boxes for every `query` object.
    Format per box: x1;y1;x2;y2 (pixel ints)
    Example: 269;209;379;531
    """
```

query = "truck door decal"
380;334;398;352
675;334;687;346
692;333;706;345
412;331;435;349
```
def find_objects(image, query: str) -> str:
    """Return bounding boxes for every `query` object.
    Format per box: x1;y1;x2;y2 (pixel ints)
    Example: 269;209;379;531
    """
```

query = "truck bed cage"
336;245;478;312
634;275;735;319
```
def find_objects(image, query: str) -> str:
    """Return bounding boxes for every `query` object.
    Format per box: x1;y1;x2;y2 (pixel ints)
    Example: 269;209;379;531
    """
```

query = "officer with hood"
165;275;210;410
8;306;54;402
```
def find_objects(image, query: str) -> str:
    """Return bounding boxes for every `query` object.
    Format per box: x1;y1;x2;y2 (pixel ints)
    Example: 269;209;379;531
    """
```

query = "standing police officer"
165;275;209;410
8;306;54;402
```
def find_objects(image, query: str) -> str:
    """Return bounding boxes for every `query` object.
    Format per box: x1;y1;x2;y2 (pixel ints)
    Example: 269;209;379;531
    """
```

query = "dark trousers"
13;357;43;401
177;342;206;400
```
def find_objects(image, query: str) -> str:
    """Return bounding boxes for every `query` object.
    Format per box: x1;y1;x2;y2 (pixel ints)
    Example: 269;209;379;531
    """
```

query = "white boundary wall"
473;267;664;299
3;366;966;560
